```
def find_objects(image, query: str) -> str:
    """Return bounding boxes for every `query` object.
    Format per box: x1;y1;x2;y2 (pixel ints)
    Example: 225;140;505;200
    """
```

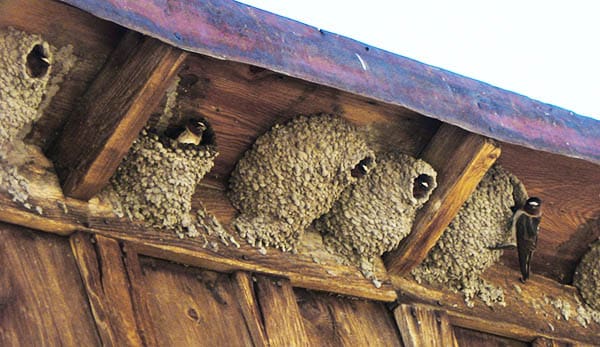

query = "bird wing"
516;213;540;281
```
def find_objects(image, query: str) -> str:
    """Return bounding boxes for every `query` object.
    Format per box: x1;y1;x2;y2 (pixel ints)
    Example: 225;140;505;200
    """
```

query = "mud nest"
110;128;218;238
574;240;600;311
412;164;527;306
316;151;437;260
228;114;375;252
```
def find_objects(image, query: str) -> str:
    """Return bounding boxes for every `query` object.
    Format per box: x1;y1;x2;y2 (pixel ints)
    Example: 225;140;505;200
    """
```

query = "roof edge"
61;0;600;164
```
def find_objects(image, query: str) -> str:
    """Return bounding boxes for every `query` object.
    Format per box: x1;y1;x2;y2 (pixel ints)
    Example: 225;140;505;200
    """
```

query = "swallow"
168;119;207;145
351;157;373;178
513;197;542;283
413;174;433;199
26;44;50;78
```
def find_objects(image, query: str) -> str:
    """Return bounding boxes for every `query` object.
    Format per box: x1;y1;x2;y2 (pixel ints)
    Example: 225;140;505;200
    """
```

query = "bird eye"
413;174;433;199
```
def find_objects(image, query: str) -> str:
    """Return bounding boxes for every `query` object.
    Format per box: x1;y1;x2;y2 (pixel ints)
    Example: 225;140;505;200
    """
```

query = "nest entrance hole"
26;44;50;78
351;156;374;178
413;173;434;199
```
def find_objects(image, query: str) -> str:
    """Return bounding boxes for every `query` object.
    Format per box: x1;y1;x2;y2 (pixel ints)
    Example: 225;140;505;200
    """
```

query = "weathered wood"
454;327;528;347
254;275;310;347
51;31;188;200
394;304;458;347
295;288;402;346
392;264;600;345
532;337;580;347
70;232;143;346
232;272;269;347
0;0;124;150
385;123;501;275
137;257;254;346
122;245;160;347
499;143;600;284
0;223;100;345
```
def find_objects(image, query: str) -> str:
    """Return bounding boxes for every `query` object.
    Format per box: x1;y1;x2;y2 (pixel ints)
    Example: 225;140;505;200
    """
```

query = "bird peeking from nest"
166;118;207;146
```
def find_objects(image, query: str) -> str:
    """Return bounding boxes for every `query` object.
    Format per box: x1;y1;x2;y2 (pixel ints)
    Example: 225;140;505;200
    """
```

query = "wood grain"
254;275;310;347
532;337;581;347
232;272;269;347
173;54;440;190
51;31;188;200
454;327;528;347
70;232;143;346
385;123;501;275
0;0;124;150
394;304;458;347
0;223;100;346
295;288;402;346
392;264;600;345
137;256;254;346
498;143;600;284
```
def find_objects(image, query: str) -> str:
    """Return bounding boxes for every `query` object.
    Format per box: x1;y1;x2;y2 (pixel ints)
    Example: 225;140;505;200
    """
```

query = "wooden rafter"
50;31;187;200
385;124;501;275
394;304;458;347
392;265;600;345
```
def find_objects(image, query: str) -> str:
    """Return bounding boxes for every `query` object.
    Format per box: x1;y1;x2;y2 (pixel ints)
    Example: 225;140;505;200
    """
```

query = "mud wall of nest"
574;240;600;311
412;164;527;306
316;151;436;262
228;114;375;252
0;27;75;209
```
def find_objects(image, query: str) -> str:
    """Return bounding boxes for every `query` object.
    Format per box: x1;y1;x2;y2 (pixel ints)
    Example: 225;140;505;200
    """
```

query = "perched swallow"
351;157;373;178
169;119;207;145
413;174;433;199
513;197;542;283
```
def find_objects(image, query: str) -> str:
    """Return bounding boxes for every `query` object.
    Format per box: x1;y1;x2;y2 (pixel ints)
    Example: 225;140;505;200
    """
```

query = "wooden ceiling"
1;0;599;343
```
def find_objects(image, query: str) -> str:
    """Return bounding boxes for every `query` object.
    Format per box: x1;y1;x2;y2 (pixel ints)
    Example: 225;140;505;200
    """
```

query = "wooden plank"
70;232;143;346
0;0;124;150
394;304;458;347
254;275;310;347
498;143;600;284
137;256;254;346
454;327;528;347
0;223;100;345
295;288;402;346
122;245;160;347
50;31;188;200
532;337;582;347
385;123;501;275
231;272;269;347
392;264;600;345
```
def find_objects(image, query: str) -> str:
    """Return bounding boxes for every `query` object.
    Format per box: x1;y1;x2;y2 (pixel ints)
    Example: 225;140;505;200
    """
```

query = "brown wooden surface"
0;223;100;346
0;0;124;150
392;264;600;345
51;31;188;200
70;232;143;346
295;288;402;347
254;275;310;347
531;337;578;347
232;272;269;347
394;304;458;347
137;256;254;346
454;327;528;347
385;124;501;275
498;143;600;284
175;54;440;190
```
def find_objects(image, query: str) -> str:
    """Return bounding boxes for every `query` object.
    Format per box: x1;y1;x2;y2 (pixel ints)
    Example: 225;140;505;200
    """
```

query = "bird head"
524;197;542;215
413;173;434;199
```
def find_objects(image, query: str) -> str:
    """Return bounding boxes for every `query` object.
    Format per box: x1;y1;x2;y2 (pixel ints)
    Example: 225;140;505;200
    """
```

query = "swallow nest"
315;151;436;281
229;114;375;252
574;240;600;311
0;27;74;209
412;165;527;307
109;128;219;239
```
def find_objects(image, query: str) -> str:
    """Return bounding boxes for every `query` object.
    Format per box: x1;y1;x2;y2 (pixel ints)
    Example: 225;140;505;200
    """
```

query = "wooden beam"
231;272;269;347
532;337;581;347
392;264;600;345
50;31;187;200
394;304;458;347
0;149;396;302
70;232;144;346
385;124;501;275
254;275;310;347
